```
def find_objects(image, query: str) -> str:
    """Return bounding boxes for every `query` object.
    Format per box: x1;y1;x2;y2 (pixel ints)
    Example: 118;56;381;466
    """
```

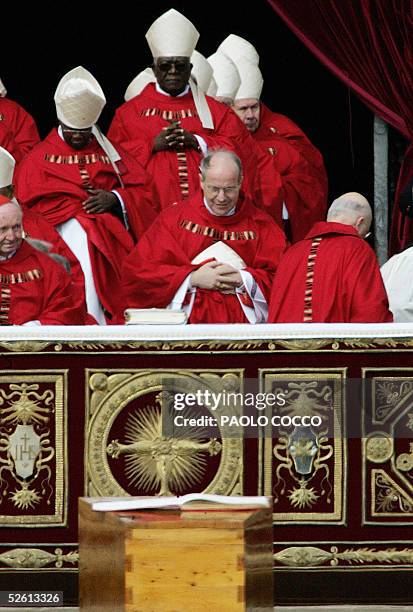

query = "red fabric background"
267;0;413;253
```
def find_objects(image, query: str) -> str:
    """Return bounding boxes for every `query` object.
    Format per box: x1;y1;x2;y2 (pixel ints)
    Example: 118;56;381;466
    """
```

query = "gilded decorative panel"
273;540;413;570
260;370;346;523
363;371;413;525
0;544;78;571
85;369;244;498
0;372;67;526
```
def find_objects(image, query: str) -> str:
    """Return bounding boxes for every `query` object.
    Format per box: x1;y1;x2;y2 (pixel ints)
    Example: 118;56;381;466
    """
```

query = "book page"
91;494;270;512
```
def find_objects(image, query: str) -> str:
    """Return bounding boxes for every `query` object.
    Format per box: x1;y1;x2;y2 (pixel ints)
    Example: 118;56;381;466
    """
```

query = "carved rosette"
85;370;243;498
260;371;346;523
363;375;413;524
0;373;66;526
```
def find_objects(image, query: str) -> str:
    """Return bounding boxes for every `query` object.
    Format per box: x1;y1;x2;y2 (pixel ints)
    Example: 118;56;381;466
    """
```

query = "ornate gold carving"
364;373;413;524
274;545;413;567
365;435;394;463
396;442;413;472
0;341;54;353
373;470;413;514
68;337;413;352
262;371;345;522
374;380;413;422
273;340;333;351
1;336;413;355
0;374;66;525
86;370;243;498
107;396;222;496
287;479;319;509
0;547;78;569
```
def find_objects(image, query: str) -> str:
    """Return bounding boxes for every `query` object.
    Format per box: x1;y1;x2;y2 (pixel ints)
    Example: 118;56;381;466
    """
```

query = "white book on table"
91;493;270;512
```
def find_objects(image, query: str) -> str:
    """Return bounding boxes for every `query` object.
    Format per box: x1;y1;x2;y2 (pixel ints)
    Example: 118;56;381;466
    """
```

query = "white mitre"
54;66;106;129
0;78;7;97
190;50;213;93
124;68;155;102
208;51;240;100
145;9;213;129
54;66;123;169
146;9;199;58
218;34;259;66
235;59;263;100
0;146;15;188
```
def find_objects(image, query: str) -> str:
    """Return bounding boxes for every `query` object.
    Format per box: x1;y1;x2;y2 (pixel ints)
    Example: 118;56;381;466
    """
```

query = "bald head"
199;149;242;183
200;149;243;216
327;192;372;237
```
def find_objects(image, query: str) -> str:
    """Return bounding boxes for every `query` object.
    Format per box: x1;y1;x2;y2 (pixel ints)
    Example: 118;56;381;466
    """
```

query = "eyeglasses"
156;60;189;73
205;184;240;196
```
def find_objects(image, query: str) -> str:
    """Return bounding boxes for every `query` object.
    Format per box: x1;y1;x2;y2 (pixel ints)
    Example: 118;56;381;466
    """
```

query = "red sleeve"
108;107;154;168
121;211;197;311
37;255;87;325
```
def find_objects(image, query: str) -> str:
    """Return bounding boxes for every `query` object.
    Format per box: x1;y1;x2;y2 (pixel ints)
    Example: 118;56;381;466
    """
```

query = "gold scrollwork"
272;382;334;508
274;340;333;351
0;374;66;526
274;545;413;567
262;371;345;522
373;470;413;515
0;342;54;353
0;547;78;569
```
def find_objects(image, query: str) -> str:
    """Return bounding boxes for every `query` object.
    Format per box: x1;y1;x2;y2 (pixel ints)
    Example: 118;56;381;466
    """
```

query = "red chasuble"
0;241;86;325
121;193;287;324
15;129;158;318
108;84;284;220
268;221;392;323
0;97;40;161
253;103;328;241
22;205;87;311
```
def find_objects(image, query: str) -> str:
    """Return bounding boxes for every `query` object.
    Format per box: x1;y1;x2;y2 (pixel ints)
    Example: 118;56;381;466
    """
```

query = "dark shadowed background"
2;0;375;202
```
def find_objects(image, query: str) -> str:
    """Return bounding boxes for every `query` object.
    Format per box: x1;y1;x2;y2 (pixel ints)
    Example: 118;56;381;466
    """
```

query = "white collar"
0;250;17;261
204;197;236;217
155;82;190;97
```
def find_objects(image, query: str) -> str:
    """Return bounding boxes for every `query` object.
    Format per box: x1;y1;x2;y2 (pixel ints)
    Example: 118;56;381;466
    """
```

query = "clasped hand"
83;189;118;214
153;120;198;152
190;261;243;292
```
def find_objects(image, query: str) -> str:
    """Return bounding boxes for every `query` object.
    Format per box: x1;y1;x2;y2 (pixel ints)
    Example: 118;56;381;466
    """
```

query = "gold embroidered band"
180;220;256;241
303;237;322;322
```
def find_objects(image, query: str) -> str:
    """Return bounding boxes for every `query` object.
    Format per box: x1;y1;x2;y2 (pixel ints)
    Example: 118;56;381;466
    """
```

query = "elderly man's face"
0;203;23;256
233;98;260;132
201;155;242;216
153;57;192;96
60;123;93;150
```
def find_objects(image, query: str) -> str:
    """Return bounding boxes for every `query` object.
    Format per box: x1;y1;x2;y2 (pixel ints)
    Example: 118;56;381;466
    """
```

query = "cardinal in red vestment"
15;67;158;324
0;196;86;325
108;9;284;222
0;95;40;162
268;192;392;323
121;150;287;324
227;54;328;242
